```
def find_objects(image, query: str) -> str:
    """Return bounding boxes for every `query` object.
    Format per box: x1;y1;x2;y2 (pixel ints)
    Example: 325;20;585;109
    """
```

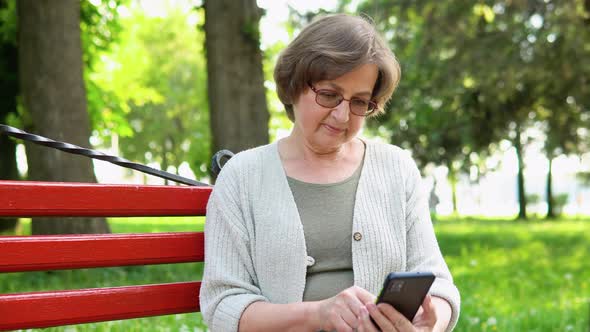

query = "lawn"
437;217;590;331
1;217;589;331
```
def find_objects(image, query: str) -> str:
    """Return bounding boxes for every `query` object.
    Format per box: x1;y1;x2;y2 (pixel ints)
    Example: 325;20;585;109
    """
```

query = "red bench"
0;180;212;330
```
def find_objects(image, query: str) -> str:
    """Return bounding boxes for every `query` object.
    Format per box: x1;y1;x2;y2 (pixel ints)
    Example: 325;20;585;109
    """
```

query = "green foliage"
526;193;541;205
263;39;292;141
353;0;590;219
577;171;590;185
242;20;261;47
553;193;569;216
81;0;125;69
0;0;16;45
81;0;130;135
0;0;128;140
357;1;590;177
529;1;590;158
90;4;211;179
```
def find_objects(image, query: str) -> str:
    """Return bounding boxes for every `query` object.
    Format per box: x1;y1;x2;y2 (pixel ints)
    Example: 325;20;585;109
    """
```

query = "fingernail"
367;303;377;311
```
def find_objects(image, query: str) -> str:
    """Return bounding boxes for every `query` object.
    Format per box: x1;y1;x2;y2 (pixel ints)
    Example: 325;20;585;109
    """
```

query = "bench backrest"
0;180;212;330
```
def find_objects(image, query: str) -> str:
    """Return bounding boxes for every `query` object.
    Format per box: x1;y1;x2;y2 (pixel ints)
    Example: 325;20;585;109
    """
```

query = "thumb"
421;294;438;322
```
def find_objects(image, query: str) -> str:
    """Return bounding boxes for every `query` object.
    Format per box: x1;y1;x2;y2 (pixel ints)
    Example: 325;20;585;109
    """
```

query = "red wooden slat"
0;180;212;217
0;232;204;272
0;282;201;330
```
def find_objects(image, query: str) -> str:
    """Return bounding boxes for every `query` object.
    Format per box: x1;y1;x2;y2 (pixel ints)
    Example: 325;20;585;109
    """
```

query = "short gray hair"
273;14;401;121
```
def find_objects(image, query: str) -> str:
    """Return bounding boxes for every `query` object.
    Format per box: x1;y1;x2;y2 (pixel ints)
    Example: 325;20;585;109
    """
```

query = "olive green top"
287;159;364;302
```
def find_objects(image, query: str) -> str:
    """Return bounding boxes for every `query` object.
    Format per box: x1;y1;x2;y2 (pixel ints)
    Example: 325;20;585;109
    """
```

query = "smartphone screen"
375;271;435;322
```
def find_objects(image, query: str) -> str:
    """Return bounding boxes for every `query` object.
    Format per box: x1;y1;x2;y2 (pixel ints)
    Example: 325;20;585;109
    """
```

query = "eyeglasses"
308;83;378;117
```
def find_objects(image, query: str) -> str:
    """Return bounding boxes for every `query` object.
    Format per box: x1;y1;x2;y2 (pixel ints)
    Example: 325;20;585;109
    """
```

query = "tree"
17;0;109;234
356;1;513;214
81;0;126;135
355;0;590;219
0;0;18;232
529;1;590;218
204;0;269;164
90;4;211;182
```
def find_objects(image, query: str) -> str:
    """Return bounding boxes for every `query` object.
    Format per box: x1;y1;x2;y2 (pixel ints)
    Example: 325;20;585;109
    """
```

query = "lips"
322;124;346;134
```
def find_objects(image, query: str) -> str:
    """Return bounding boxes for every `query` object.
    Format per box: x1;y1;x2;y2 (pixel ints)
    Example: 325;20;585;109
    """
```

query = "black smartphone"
374;271;435;322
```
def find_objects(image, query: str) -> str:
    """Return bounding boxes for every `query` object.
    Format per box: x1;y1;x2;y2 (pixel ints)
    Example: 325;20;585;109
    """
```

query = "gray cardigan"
200;140;460;331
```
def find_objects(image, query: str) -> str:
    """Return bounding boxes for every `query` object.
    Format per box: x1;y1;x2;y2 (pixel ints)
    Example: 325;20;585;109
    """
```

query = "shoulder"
364;140;427;206
364;139;417;173
213;142;278;195
216;143;275;177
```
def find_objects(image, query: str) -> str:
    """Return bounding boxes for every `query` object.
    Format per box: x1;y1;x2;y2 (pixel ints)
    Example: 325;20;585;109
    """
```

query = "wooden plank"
0;282;201;330
0;180;212;217
0;232;204;272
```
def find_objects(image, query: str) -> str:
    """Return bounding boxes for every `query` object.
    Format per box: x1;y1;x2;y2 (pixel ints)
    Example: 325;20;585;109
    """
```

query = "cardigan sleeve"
403;155;461;331
199;160;269;332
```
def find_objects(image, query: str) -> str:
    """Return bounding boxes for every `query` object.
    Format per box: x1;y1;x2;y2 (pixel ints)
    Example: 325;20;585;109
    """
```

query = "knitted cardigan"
200;140;460;331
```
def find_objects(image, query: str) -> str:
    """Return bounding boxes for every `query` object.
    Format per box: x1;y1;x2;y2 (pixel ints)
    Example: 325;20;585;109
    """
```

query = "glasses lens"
350;98;371;115
317;90;342;108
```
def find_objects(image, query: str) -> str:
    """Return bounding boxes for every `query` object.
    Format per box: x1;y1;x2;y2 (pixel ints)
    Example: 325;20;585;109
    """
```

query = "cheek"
349;117;365;133
294;97;325;128
299;112;324;133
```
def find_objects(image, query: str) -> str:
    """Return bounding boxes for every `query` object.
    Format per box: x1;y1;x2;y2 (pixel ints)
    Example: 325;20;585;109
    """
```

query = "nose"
331;100;350;123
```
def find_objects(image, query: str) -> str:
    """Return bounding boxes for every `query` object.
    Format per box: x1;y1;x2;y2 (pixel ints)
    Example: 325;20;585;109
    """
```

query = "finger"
333;317;354;332
422;294;432;313
338;305;361;329
420;294;438;323
413;295;429;321
358;306;379;332
367;302;395;331
422;294;432;307
378;303;414;331
342;289;371;321
351;285;378;305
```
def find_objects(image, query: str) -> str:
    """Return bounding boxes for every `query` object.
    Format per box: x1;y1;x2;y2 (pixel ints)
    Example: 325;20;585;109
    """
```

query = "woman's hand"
312;286;376;332
360;294;438;332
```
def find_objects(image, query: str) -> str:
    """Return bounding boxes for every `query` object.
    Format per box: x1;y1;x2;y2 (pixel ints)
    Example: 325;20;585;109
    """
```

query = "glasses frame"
308;83;378;117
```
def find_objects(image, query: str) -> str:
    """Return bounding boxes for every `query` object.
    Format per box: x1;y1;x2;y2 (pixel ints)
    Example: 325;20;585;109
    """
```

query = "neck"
282;130;356;167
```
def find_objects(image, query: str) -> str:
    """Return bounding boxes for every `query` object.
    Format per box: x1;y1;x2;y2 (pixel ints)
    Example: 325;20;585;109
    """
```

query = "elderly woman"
200;14;460;332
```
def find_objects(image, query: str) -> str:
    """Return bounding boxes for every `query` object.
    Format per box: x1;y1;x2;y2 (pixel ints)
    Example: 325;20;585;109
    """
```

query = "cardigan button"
306;256;315;267
353;232;362;241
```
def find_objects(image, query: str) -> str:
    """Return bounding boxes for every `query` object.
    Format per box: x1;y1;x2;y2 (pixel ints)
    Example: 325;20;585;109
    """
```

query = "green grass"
2;217;590;331
436;217;590;331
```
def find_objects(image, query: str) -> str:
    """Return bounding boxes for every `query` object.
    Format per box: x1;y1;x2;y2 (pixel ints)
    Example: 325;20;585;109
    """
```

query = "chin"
314;138;350;152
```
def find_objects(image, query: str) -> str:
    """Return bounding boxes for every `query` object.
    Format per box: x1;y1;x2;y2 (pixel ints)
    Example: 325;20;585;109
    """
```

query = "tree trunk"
162;136;169;186
447;162;458;215
546;155;555;219
0;132;19;232
0;16;20;232
17;0;109;234
204;0;269;171
514;128;527;220
0;134;19;232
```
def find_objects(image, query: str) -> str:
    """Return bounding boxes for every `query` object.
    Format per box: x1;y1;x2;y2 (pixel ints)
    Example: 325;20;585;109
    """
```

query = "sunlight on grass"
13;216;205;235
436;218;590;331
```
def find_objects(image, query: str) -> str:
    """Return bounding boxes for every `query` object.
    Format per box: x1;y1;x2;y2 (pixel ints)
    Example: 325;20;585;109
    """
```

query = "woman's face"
291;63;379;153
